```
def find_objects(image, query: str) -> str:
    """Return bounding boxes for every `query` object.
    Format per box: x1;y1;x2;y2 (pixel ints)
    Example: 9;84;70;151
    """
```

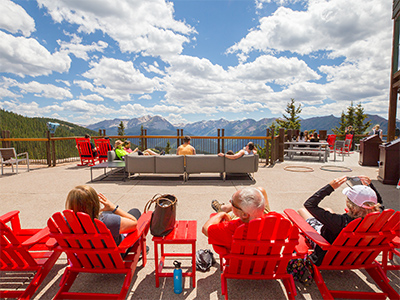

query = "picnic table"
284;141;329;162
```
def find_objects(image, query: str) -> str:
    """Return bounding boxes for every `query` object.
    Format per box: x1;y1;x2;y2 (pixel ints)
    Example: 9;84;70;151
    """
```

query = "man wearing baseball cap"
297;175;381;266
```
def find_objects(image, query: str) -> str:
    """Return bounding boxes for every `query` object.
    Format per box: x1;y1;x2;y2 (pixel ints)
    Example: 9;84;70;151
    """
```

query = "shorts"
306;217;323;249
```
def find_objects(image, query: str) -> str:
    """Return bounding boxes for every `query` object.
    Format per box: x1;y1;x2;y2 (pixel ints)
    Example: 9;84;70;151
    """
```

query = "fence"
1;129;377;167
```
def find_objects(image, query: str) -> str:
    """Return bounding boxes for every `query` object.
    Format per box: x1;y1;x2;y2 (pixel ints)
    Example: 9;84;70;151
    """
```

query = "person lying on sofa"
218;142;257;159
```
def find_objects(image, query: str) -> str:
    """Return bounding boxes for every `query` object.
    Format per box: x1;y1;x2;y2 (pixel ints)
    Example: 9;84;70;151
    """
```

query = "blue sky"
0;0;395;125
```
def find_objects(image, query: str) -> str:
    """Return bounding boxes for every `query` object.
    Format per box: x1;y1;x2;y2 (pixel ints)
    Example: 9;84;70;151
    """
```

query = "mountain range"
86;114;399;136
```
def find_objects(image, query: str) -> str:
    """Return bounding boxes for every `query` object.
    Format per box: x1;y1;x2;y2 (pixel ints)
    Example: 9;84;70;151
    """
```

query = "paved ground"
1;151;399;299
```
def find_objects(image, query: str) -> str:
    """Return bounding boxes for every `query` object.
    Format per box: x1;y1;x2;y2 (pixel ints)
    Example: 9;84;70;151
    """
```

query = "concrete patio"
1;152;399;299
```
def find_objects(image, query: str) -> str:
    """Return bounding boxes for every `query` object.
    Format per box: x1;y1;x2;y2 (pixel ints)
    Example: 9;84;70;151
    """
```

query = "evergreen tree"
332;111;347;135
117;121;125;140
165;140;171;154
354;103;371;135
276;98;302;130
345;102;355;127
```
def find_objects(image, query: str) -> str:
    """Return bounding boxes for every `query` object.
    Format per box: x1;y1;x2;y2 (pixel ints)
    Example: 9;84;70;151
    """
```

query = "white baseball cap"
342;185;377;208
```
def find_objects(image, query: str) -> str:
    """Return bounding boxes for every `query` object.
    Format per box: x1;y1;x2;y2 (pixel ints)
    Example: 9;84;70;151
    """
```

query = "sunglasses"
229;198;242;211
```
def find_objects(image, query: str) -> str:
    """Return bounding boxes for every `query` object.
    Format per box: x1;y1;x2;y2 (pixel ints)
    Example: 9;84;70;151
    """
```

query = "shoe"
211;199;224;213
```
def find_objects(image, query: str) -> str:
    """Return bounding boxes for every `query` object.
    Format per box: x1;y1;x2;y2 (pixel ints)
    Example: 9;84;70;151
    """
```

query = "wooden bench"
284;142;329;162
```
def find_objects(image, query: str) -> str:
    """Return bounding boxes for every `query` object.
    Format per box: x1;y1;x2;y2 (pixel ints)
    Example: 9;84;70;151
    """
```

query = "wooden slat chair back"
326;135;336;150
0;210;61;300
0;148;29;175
217;213;301;300
75;138;98;166
284;208;400;300
48;210;152;300
94;138;112;163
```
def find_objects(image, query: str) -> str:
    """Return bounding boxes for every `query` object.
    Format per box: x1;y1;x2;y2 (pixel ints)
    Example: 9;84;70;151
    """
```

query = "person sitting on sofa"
211;187;270;216
202;187;265;251
218;142;257;159
115;140;129;160
123;141;133;153
177;136;196;155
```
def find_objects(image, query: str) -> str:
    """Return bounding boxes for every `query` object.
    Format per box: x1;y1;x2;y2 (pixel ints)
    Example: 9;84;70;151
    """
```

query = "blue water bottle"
173;260;183;294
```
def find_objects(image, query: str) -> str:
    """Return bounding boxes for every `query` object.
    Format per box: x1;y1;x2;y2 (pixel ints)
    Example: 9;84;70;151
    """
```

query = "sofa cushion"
155;156;185;174
107;150;117;161
185;155;224;173
125;155;155;173
225;154;259;173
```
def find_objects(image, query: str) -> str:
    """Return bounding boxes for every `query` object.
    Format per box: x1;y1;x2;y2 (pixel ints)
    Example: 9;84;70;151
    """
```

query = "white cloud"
78;93;104;101
0;0;35;36
0;31;71;77
0;99;63;117
139;94;152;100
14;81;73;100
37;0;195;58
74;80;94;91
82;57;159;101
58;32;108;61
229;0;390;59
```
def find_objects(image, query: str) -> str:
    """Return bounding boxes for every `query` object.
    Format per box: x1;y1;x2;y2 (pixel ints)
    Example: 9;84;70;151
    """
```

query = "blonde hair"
115;140;123;148
65;185;100;220
346;198;380;219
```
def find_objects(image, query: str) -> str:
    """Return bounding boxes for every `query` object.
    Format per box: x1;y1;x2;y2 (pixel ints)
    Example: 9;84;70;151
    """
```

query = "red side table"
152;220;197;288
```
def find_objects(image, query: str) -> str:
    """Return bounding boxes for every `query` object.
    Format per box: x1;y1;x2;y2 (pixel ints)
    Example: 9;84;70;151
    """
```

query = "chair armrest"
0;210;20;223
118;211;152;252
45;238;58;249
284;209;331;250
22;227;50;247
16;152;28;158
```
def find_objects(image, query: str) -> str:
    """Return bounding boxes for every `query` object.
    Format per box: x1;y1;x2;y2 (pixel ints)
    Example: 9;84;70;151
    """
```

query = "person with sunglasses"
202;187;265;251
297;175;382;266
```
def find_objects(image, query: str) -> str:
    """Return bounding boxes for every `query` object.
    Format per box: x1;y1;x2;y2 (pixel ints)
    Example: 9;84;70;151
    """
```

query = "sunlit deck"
1;152;399;299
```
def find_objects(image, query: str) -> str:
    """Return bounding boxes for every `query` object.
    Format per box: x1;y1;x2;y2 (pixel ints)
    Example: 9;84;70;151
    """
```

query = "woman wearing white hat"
297;175;382;266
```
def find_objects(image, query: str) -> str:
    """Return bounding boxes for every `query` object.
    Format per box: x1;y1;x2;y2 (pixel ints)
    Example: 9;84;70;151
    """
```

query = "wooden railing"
0;129;377;167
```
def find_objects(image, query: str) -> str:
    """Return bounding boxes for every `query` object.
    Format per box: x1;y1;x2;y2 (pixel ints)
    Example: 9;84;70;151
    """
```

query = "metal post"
265;129;270;166
177;129;180;150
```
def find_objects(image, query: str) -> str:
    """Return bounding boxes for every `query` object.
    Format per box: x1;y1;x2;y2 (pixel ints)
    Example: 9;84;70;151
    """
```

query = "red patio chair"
210;212;305;300
94;138;112;163
381;236;400;274
76;137;99;166
47;210;152;300
326;135;336;150
284;208;400;300
0;210;61;300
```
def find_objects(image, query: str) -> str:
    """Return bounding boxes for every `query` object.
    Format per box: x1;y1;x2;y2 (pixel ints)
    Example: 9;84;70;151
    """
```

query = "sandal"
211;199;224;213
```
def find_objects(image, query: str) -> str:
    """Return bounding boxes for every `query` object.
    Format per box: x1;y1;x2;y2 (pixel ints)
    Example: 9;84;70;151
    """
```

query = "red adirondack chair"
76;137;99;166
284;208;400;300
326;135;336;150
381;236;400;274
0;211;61;300
210;212;305;300
47;210;152;300
94;138;112;163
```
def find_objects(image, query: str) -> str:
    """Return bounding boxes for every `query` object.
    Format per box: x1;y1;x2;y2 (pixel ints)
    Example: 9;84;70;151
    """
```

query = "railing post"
278;128;285;162
217;129;220;154
319;130;327;140
144;129;148;149
287;129;293;142
176;129;180;150
51;133;56;166
46;130;51;167
221;129;225;153
180;129;183;145
270;129;276;164
2;130;11;148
